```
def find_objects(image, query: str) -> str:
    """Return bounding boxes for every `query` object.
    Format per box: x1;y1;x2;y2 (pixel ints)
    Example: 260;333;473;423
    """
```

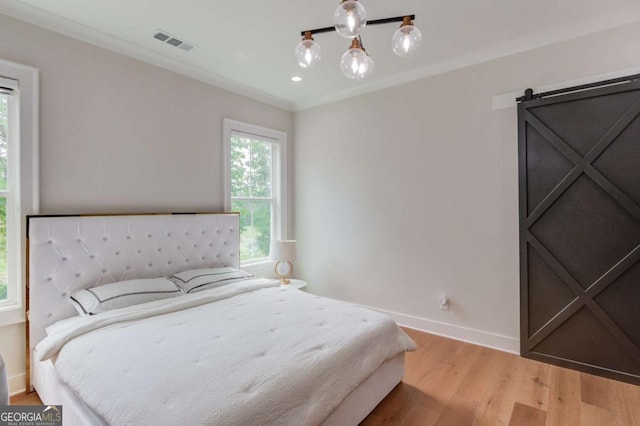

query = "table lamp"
269;240;297;284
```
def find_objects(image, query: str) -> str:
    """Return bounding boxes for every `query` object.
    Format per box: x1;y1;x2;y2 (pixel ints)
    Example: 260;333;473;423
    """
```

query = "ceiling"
2;0;640;110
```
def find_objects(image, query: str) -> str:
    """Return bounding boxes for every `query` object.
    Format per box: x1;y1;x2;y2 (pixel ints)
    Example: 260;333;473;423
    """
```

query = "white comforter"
37;279;416;426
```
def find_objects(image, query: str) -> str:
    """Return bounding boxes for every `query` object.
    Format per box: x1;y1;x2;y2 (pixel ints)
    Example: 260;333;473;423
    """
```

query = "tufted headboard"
27;213;240;353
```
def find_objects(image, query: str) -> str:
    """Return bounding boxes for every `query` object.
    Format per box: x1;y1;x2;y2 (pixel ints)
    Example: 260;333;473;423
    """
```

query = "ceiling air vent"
153;30;195;52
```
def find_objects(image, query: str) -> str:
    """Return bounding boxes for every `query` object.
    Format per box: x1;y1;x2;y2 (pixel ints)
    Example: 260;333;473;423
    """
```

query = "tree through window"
0;93;9;301
230;134;274;261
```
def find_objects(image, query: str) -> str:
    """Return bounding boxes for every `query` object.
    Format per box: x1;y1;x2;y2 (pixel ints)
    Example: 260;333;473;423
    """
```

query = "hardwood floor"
9;391;41;405
363;328;640;425
10;327;640;425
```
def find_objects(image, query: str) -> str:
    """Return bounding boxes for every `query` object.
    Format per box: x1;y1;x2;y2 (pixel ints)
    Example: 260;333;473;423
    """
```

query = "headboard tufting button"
148;234;152;238
47;240;53;244
126;266;131;270
102;269;107;273
126;236;131;240
89;254;95;259
115;251;120;255
76;238;82;243
148;263;153;267
75;273;81;277
103;237;108;241
61;257;68;261
157;248;162;252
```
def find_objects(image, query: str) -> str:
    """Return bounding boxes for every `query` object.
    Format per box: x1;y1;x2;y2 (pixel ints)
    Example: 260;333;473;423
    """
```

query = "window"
0;85;14;304
0;60;39;326
223;119;286;264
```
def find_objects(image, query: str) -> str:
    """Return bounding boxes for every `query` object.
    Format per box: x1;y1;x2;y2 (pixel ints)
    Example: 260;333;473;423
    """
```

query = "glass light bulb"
392;24;422;57
340;47;374;80
334;1;367;39
295;38;321;68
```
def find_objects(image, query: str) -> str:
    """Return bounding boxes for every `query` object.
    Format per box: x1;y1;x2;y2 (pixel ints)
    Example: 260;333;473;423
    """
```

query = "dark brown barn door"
518;77;640;385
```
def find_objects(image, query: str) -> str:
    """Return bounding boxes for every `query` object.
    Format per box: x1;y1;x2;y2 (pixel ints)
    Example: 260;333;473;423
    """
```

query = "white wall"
294;22;640;353
0;13;293;394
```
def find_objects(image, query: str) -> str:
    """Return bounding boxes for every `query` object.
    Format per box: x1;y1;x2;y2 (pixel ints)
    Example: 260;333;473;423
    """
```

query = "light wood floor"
363;328;640;426
11;328;640;425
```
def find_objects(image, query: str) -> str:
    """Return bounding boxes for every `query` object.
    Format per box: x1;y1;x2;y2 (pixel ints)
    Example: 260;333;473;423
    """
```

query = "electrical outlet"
440;295;449;311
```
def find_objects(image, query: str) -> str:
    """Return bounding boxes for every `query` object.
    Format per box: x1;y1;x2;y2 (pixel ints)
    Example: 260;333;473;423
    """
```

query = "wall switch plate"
440;295;449;310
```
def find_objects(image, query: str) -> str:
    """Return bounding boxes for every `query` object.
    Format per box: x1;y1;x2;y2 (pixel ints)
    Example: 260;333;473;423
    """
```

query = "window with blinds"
0;81;15;305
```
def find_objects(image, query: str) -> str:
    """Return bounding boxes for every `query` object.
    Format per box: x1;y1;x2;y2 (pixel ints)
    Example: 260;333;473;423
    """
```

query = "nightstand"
281;279;307;291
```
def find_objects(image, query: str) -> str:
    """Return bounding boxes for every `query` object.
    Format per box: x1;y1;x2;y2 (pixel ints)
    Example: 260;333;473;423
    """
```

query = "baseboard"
366;306;520;354
9;373;26;396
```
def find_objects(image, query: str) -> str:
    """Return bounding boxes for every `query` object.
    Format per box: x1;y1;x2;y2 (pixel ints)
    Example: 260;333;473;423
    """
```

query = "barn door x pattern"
520;84;640;383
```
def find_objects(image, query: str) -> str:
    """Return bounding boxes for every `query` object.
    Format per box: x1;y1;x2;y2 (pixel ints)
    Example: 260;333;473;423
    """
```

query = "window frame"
0;59;39;327
0;79;18;310
222;118;287;266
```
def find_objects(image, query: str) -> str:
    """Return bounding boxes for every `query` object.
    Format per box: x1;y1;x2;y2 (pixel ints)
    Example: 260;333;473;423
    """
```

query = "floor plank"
9;392;42;405
545;366;582;425
473;351;524;426
508;402;546;426
581;402;617;426
365;328;640;426
515;357;552;411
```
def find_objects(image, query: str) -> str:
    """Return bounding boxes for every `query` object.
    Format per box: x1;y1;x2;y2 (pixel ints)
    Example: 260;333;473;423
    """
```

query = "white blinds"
0;76;17;95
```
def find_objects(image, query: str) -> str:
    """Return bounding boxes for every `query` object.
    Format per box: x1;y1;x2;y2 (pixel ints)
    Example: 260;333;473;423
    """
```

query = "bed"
26;213;415;425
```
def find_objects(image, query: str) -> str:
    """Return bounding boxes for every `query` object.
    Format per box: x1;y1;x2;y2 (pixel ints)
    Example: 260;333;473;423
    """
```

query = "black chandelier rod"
300;15;415;36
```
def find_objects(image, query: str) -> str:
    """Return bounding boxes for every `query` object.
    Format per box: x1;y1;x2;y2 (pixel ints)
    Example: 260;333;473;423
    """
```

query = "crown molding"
0;0;294;111
2;0;639;113
492;65;640;110
293;3;640;111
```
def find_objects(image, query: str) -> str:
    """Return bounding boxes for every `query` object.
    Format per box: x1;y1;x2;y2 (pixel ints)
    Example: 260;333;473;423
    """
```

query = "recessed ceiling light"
291;76;302;82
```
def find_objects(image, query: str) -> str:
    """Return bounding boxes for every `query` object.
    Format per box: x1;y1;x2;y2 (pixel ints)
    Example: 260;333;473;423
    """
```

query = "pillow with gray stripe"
170;267;254;294
69;278;182;316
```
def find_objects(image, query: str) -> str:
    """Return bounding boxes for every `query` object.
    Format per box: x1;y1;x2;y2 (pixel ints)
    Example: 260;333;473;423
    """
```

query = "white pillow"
170;267;254;294
70;278;182;315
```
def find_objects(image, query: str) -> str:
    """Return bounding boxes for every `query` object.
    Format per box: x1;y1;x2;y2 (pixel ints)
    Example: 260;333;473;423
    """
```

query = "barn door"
518;77;640;385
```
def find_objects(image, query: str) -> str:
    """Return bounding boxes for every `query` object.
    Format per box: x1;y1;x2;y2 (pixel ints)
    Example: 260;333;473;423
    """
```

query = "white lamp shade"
270;240;297;262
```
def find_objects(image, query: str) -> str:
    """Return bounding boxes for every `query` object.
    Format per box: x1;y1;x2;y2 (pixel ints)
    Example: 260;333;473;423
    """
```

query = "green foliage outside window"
0;95;8;300
230;135;272;261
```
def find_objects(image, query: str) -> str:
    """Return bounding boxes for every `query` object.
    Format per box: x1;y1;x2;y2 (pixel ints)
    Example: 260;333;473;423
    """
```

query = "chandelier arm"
300;14;415;37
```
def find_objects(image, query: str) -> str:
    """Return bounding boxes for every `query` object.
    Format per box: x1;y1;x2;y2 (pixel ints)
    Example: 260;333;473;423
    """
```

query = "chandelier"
295;0;422;80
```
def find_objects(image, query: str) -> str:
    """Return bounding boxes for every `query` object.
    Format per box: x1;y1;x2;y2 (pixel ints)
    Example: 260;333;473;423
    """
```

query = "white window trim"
0;59;40;327
222;118;287;266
